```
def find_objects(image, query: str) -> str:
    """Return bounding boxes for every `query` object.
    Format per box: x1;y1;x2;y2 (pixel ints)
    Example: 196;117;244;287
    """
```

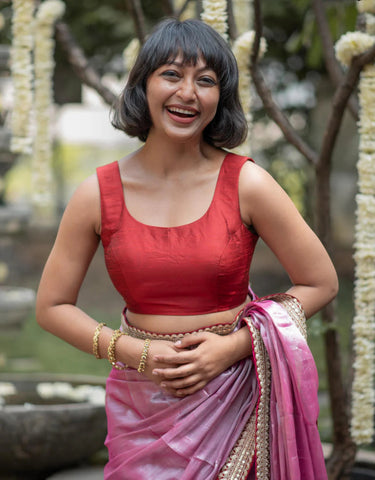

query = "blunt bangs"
111;18;248;148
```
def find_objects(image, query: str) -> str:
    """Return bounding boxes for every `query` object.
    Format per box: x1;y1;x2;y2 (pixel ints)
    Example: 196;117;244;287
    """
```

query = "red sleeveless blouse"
97;152;258;315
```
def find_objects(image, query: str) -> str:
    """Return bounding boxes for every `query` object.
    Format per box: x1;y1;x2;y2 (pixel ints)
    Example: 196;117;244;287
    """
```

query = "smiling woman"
36;18;337;480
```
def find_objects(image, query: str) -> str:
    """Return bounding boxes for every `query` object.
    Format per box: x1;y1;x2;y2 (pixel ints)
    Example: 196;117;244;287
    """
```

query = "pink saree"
104;296;327;480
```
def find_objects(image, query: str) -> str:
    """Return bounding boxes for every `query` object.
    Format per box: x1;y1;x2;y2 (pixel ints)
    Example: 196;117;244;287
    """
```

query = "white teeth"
168;107;196;115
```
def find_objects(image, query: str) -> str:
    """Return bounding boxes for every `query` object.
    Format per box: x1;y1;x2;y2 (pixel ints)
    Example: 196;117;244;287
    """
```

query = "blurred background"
0;0;367;478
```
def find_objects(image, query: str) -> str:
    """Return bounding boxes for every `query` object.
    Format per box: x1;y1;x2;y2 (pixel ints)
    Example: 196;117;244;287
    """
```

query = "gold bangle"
108;329;128;370
137;338;151;373
93;322;106;359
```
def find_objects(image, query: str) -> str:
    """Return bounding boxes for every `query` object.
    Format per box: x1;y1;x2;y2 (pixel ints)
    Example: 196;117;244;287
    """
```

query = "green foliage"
269;157;309;216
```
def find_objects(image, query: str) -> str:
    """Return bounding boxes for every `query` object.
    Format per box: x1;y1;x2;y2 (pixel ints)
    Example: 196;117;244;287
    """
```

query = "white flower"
32;0;65;210
357;0;375;14
335;31;375;67
351;63;375;445
231;31;267;156
233;0;252;34
123;38;140;72
10;0;35;155
36;382;105;405
201;0;228;41
36;0;65;23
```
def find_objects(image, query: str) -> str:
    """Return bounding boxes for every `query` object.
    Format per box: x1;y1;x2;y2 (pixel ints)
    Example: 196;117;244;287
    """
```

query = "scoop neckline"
116;152;231;230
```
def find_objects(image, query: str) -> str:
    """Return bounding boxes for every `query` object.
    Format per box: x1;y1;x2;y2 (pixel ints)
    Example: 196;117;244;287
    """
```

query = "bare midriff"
126;297;250;334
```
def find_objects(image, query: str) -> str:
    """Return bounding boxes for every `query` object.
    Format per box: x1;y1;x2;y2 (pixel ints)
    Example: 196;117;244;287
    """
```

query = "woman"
36;18;338;479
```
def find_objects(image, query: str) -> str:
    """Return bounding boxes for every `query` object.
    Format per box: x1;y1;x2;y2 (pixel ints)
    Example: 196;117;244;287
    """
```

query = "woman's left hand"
152;332;238;397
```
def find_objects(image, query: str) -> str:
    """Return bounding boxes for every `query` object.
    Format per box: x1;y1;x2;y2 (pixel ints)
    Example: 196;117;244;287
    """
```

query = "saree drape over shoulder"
104;297;327;480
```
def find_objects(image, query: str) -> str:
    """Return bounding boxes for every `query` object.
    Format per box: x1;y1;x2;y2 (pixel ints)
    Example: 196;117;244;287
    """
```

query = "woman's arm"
239;160;338;317
35;175;155;370
153;161;339;396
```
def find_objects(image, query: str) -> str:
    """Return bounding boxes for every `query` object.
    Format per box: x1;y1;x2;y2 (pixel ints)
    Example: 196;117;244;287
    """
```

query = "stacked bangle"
108;329;128;370
92;322;106;359
138;338;151;373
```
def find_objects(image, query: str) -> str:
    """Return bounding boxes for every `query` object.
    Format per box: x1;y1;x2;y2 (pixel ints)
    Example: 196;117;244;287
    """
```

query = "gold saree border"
218;293;306;480
218;318;271;480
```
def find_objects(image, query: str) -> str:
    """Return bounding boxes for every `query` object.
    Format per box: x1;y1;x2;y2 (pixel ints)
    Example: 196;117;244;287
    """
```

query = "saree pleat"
104;299;327;480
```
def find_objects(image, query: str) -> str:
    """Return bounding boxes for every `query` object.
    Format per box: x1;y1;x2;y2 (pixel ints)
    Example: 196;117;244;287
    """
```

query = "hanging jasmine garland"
33;0;65;208
336;21;375;445
232;31;267;156
201;0;228;41
351;63;375;445
10;0;34;155
357;0;375;14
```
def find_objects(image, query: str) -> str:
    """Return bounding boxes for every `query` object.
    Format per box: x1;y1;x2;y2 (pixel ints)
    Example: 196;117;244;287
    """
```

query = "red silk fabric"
97;153;258;315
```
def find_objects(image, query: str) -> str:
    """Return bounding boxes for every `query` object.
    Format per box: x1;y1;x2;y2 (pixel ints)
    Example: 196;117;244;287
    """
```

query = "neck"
138;134;217;177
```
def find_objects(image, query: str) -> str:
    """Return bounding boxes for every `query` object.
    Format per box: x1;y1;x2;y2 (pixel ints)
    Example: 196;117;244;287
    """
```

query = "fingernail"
152;370;158;376
175;340;182;346
160;383;166;388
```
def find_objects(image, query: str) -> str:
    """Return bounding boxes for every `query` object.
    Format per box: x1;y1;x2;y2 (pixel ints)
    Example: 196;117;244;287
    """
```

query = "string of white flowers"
232;31;267;156
201;0;228;41
10;0;35;155
123;38;140;73
336;23;375;444
357;0;375;14
32;0;65;209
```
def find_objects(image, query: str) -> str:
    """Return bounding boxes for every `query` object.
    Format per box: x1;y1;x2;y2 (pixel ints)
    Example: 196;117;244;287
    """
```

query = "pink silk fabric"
104;300;327;479
242;300;328;480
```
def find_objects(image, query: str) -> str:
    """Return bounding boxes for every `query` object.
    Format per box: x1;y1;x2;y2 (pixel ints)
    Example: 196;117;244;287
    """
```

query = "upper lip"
166;104;199;115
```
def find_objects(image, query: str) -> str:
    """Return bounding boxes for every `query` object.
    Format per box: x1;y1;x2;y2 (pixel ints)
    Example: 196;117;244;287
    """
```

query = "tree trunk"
315;164;357;479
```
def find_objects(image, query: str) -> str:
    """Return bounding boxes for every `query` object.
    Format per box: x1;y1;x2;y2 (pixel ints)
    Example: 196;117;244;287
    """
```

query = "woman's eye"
198;76;217;86
161;70;179;79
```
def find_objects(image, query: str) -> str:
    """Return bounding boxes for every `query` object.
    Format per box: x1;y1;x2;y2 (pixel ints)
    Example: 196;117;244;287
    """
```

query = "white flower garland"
232;31;267;156
358;0;375;14
123;38;140;73
336;4;375;444
10;0;35;155
32;0;65;208
201;0;228;41
335;31;375;67
233;0;252;35
351;63;375;445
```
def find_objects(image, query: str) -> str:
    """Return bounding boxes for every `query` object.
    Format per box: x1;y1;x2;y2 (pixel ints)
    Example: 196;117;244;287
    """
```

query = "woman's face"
146;54;220;143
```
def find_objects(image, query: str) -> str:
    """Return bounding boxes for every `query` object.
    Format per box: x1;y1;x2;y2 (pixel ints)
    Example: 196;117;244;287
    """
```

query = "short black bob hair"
111;18;248;149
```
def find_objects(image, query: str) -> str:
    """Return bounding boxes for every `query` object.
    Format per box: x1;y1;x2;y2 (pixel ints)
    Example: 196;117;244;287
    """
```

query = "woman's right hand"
141;339;181;388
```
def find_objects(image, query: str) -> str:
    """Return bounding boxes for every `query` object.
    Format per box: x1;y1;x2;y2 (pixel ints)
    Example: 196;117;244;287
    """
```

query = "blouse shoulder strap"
96;161;124;246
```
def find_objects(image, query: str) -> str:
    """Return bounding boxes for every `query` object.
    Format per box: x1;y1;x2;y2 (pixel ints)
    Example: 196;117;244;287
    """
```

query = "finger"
174;333;208;349
153;351;193;365
161;374;201;390
175;380;207;397
153;364;192;379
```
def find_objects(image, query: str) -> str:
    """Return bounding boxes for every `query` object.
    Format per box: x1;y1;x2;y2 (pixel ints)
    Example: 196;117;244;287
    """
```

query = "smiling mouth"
166;107;198;118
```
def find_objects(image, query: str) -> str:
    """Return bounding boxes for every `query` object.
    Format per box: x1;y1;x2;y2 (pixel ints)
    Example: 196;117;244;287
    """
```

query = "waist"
121;304;247;341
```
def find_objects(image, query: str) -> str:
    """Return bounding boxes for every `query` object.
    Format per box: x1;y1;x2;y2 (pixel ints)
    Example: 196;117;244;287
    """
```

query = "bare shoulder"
62;173;101;235
238;160;288;226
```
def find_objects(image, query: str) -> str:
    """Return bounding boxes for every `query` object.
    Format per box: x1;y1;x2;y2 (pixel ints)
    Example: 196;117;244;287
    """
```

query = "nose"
177;78;196;102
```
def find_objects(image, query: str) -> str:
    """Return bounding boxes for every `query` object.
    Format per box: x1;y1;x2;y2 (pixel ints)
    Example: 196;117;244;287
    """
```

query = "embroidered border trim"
217;316;271;480
121;314;241;341
260;293;307;339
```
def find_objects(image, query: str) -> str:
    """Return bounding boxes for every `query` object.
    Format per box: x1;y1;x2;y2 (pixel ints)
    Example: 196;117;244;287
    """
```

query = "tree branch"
160;0;175;16
226;0;238;41
125;0;147;44
251;0;262;65
176;0;192;19
318;43;375;172
250;0;318;165
55;22;117;107
312;0;359;120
